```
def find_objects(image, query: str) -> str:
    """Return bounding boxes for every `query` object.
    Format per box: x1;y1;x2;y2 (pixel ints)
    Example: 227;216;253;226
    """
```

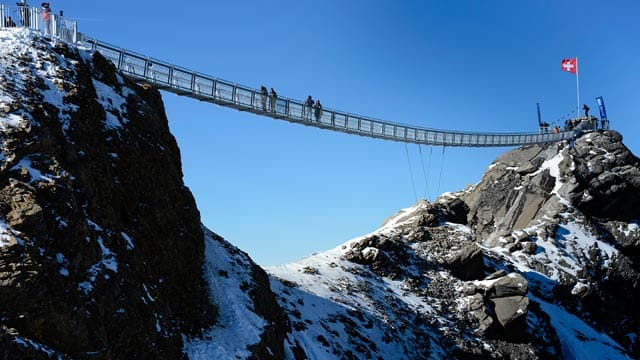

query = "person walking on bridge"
17;1;30;27
260;86;267;111
304;95;314;120
40;2;51;36
583;104;590;118
314;100;323;122
269;88;277;113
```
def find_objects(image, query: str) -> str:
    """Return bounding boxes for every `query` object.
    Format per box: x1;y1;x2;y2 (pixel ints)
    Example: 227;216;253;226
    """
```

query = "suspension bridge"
1;4;601;148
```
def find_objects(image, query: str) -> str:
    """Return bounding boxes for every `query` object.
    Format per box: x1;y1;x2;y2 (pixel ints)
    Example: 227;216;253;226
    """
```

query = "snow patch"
0;219;24;247
532;296;631;360
183;230;267;359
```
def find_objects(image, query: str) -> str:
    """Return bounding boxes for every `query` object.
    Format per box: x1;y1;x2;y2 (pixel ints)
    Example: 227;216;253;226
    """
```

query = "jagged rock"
444;243;484;280
505;242;520;253
485;270;507;280
487;273;528;298
343;235;407;278
0;30;222;358
560;131;640;221
516;162;537;175
469;293;495;335
489;295;529;329
443;198;469;224
521;241;537;254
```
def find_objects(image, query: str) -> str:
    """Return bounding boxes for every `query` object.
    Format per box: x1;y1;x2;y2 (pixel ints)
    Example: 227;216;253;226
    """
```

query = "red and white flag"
561;58;577;74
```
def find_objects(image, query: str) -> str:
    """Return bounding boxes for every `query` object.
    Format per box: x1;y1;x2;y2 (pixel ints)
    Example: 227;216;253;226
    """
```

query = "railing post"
190;73;196;93
212;79;217;98
169;66;175;87
117;50;124;70
0;4;5;29
143;58;149;78
51;14;57;37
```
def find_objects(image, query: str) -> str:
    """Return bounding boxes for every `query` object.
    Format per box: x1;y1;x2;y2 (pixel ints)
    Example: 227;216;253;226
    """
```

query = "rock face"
270;130;639;359
0;29;290;360
0;29;217;358
460;130;640;357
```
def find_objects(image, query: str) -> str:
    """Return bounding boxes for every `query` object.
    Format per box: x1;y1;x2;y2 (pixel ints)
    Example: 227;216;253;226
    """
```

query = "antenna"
536;103;542;125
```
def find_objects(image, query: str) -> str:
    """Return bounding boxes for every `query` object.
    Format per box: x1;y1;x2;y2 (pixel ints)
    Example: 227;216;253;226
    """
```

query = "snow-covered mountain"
1;28;638;359
266;130;640;359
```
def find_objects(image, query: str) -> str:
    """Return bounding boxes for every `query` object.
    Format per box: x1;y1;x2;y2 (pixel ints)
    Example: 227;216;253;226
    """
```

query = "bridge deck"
80;35;574;147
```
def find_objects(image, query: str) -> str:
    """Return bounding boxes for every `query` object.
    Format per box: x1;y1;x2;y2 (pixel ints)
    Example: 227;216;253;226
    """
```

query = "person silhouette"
269;88;277;113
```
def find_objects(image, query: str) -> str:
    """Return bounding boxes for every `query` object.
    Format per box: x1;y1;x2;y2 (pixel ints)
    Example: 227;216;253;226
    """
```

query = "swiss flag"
561;58;577;74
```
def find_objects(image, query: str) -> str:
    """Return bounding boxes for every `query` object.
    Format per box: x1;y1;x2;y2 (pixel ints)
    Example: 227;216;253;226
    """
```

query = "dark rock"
487;274;528;298
469;293;495;335
505;242;521;253
489;295;529;329
521;241;537;254
444;244;484;280
485;270;507;280
444;198;470;225
0;35;219;358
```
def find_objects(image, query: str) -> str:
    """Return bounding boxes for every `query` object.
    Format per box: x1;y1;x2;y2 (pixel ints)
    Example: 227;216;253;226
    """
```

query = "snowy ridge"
266;202;480;359
184;228;267;359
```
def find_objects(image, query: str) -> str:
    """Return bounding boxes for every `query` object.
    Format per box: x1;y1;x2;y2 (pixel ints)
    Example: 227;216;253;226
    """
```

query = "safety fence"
0;4;77;43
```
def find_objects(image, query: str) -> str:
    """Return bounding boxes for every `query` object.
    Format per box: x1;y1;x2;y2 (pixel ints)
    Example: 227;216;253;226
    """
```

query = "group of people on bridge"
259;85;323;122
259;86;278;113
304;95;323;122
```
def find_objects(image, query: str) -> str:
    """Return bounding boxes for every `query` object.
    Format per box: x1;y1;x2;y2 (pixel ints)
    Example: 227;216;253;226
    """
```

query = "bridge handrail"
83;36;548;137
78;35;578;148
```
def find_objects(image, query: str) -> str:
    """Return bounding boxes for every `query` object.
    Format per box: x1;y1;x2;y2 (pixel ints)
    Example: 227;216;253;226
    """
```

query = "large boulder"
444;243;484;280
489;295;529;329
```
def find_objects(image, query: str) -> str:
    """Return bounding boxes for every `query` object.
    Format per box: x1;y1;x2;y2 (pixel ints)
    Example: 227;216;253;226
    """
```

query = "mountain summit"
268;130;639;359
1;28;639;359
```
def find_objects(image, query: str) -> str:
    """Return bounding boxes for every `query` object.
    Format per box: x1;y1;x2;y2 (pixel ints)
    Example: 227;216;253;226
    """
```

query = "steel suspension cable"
437;145;446;197
418;144;429;200
404;143;418;202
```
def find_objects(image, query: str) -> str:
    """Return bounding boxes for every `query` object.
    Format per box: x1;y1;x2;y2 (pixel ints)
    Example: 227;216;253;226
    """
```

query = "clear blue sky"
51;1;639;265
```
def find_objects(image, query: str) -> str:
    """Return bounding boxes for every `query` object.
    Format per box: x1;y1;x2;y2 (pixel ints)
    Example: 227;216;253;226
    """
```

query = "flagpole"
576;56;580;116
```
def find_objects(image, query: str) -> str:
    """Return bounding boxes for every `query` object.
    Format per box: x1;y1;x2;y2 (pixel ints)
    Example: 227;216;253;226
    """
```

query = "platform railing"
0;4;77;43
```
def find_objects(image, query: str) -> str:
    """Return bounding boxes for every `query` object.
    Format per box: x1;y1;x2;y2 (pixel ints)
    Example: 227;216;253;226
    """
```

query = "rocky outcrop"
560;132;640;221
458;130;640;357
443;243;483;280
461;272;530;336
0;29;218;358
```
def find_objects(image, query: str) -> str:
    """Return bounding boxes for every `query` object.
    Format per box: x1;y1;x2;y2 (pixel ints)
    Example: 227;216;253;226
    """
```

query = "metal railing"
0;4;77;43
79;37;574;147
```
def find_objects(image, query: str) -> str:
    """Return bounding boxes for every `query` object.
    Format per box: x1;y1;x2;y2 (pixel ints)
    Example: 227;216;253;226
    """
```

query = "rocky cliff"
268;130;639;359
0;28;288;359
